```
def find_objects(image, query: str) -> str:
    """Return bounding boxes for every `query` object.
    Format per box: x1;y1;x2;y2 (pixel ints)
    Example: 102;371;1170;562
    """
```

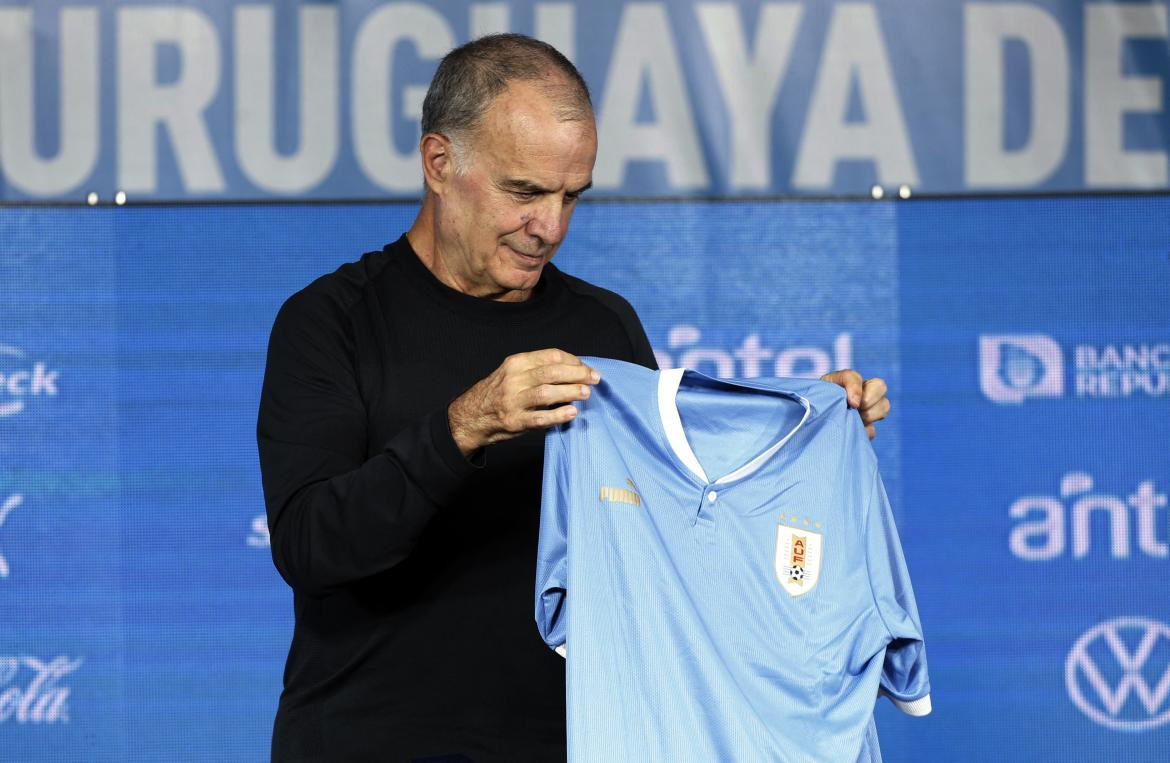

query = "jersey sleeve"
535;427;571;654
865;468;932;716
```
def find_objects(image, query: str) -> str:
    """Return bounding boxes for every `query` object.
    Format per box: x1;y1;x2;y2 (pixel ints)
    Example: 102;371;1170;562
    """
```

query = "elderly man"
258;33;888;762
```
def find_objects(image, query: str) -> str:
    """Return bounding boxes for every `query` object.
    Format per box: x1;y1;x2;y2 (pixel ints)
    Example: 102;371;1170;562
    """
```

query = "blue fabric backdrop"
2;196;1168;759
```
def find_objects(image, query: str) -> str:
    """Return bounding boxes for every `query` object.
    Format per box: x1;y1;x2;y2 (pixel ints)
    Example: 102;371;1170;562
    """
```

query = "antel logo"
979;335;1064;403
656;326;853;381
0;345;59;417
1066;617;1170;731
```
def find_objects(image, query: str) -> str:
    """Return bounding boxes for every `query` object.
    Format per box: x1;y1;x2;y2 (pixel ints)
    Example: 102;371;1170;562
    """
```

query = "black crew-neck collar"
386;235;561;319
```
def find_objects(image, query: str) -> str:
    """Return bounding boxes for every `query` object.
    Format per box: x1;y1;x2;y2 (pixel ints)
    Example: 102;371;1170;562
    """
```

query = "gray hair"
422;34;593;172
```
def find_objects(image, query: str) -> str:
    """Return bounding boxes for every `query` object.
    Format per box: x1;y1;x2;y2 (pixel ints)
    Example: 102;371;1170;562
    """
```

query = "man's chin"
492;264;543;298
512;268;544;289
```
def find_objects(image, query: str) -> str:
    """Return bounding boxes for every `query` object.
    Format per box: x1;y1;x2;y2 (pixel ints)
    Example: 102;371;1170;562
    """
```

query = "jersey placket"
657;367;810;550
693;486;720;544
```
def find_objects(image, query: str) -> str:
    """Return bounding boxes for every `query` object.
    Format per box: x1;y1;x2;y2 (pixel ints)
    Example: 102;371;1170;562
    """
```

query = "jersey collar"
656;368;811;486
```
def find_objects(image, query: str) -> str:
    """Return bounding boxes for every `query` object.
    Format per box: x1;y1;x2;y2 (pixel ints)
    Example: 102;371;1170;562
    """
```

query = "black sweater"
257;235;656;762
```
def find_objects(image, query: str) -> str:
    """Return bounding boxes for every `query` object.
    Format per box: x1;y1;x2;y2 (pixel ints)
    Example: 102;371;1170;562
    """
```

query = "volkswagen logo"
1065;616;1170;731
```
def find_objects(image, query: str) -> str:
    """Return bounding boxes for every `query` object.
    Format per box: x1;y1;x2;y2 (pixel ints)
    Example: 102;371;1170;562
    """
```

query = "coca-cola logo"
0;656;82;724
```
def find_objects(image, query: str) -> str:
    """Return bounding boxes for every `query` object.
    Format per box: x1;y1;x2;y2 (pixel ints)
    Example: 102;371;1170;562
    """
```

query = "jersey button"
707;490;718;502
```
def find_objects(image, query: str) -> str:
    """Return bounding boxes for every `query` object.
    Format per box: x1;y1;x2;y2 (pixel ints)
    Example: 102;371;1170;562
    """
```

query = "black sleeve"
256;288;478;597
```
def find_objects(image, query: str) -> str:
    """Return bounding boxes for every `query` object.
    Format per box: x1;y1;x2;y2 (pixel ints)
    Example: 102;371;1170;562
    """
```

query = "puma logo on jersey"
600;481;641;506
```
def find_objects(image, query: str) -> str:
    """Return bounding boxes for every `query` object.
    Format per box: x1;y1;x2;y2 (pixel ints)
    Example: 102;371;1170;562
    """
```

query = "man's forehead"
473;88;596;180
488;76;591;118
487;139;596;191
478;80;594;136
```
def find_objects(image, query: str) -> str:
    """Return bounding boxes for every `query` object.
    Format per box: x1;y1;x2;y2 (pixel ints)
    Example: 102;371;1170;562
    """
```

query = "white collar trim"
657;368;810;486
658;368;708;483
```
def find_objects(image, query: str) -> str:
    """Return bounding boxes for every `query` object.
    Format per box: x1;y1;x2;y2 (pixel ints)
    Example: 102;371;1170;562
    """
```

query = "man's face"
433;81;597;301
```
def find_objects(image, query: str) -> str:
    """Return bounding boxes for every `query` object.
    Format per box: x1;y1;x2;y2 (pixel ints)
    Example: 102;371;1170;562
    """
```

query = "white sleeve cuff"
881;688;931;716
554;643;567;658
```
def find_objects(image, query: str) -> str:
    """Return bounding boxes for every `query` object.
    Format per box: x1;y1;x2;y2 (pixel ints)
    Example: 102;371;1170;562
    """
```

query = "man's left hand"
820;370;889;440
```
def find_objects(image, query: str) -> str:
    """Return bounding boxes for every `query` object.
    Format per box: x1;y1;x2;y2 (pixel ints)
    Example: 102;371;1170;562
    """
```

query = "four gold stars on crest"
778;513;822;530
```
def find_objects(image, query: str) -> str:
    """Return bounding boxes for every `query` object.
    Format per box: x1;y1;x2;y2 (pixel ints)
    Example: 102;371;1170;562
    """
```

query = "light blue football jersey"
536;358;930;762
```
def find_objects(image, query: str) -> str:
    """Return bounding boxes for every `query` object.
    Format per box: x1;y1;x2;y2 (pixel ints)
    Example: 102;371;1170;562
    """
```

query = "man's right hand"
448;349;601;457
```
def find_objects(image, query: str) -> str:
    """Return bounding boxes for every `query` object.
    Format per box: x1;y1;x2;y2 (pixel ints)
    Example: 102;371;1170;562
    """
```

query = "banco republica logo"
980;335;1169;402
0;345;59;417
1066;617;1170;731
979;335;1064;403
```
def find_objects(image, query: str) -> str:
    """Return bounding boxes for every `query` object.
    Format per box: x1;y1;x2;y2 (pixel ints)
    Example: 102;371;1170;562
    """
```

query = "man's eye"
513;191;538;201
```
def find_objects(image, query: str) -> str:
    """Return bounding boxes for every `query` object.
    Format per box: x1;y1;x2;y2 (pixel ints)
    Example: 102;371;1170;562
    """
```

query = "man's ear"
420;132;453;195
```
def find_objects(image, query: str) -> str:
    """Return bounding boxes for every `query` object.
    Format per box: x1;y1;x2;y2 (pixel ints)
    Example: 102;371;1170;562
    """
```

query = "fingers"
519;380;593;410
449;349;603;455
526;347;581;366
507;403;582;432
506;350;599;422
860;377;887;411
859;396;890;427
505;350;600;412
858;377;890;427
822;370;890;440
524;358;600;387
509;348;594;378
820;369;864;408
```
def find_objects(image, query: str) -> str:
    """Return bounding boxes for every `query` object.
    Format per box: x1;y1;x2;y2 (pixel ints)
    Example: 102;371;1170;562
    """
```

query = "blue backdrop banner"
1;0;1168;201
1;195;1167;760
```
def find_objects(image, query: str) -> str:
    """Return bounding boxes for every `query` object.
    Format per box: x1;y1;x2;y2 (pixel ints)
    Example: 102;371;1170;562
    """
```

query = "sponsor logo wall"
897;195;1170;760
1;196;1166;760
1;208;124;759
2;4;1167;758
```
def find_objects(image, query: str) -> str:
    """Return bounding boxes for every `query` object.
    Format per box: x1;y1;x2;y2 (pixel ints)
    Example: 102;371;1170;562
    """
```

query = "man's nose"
526;196;564;246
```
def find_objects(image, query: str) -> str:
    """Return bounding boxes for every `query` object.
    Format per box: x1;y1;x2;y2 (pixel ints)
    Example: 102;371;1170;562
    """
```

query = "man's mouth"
505;244;545;266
